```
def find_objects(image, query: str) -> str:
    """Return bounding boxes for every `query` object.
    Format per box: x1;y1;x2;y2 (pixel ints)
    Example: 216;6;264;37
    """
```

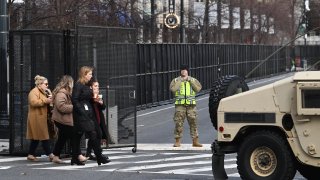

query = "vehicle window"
302;89;320;108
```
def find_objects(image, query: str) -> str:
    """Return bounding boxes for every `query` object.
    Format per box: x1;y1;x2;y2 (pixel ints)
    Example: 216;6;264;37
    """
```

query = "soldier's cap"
180;64;189;72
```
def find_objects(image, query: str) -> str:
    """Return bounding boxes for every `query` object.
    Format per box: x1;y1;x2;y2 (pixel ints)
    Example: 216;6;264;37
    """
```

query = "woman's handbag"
47;105;58;139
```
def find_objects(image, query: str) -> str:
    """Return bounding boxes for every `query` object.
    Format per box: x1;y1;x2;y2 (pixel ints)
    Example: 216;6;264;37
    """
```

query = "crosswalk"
0;148;237;178
0;147;305;179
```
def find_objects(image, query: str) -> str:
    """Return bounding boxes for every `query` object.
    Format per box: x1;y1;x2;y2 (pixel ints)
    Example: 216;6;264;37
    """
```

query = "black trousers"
86;125;103;155
28;140;51;156
72;129;102;159
86;137;102;155
52;122;73;157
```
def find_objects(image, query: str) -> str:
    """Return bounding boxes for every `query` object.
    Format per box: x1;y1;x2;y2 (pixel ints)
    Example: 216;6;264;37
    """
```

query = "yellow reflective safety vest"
175;81;196;105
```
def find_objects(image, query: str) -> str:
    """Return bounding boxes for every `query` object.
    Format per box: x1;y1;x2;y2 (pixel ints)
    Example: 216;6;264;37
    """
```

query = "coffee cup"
98;94;102;99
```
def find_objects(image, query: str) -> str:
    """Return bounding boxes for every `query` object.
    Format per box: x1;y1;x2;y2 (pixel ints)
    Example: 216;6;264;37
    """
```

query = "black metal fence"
76;26;137;149
136;44;320;109
9;30;73;155
8;26;137;155
5;26;320;155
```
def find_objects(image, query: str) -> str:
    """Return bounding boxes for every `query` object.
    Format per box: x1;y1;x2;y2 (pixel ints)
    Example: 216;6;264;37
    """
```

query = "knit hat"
180;64;189;72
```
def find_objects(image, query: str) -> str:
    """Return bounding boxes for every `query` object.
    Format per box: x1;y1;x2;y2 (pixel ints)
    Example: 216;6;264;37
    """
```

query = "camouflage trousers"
173;105;199;139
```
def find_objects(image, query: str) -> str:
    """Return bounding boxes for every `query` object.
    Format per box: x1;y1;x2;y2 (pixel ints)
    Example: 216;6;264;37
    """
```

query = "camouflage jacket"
169;76;202;94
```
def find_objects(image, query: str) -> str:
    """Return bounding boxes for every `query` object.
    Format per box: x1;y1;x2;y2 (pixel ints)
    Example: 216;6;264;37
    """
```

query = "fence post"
0;0;9;138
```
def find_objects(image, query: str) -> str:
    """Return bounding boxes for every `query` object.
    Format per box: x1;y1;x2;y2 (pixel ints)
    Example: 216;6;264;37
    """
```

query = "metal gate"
7;26;137;155
76;26;137;150
8;30;71;155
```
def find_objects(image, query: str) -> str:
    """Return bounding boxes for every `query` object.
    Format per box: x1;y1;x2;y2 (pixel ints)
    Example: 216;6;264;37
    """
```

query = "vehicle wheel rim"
250;146;277;177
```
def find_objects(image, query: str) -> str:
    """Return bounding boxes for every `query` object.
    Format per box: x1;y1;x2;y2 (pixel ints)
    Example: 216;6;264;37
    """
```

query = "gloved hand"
175;77;183;82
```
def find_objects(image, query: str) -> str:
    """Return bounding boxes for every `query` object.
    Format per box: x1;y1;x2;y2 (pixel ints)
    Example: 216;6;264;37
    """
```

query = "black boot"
71;157;85;166
86;153;97;161
96;154;111;165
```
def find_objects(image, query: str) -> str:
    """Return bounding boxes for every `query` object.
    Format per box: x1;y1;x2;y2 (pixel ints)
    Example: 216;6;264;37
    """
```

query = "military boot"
192;137;203;147
173;138;181;147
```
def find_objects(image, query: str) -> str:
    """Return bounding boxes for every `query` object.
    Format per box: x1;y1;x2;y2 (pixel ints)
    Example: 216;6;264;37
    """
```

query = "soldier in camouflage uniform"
170;64;202;147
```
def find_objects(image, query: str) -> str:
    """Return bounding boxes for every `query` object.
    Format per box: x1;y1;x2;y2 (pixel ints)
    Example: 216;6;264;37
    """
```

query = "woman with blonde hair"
71;66;110;165
26;75;54;161
51;75;87;163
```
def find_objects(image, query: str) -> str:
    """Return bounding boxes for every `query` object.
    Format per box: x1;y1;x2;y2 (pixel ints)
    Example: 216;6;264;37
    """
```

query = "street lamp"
180;0;184;43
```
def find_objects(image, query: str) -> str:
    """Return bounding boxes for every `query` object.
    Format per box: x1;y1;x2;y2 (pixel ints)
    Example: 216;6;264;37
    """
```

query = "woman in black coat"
71;66;110;165
86;79;109;160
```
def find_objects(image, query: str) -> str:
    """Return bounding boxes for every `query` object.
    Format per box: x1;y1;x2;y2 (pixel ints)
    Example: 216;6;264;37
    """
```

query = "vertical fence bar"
0;0;9;139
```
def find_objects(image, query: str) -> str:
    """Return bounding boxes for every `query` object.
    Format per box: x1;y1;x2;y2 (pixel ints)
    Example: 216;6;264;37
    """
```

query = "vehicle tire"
237;130;296;180
297;162;320;180
208;75;249;129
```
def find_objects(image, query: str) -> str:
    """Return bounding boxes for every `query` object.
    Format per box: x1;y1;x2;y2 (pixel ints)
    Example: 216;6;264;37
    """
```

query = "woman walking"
51;75;87;163
86;79;109;160
71;66;110;165
26;75;54;161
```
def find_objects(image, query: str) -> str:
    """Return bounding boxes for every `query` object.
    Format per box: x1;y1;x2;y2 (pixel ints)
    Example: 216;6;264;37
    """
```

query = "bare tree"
7;0;306;45
8;0;141;30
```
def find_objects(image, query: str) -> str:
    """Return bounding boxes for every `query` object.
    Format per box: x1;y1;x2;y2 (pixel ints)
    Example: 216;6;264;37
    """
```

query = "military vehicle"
209;71;320;180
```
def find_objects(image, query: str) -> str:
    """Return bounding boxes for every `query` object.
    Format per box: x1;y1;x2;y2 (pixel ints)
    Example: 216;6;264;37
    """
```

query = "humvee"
209;71;320;180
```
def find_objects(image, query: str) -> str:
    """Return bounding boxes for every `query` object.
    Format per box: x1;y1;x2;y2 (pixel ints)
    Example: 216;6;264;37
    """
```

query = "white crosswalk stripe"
0;166;11;169
0;150;224;177
114;160;211;171
30;150;235;177
0;157;26;163
0;150;305;179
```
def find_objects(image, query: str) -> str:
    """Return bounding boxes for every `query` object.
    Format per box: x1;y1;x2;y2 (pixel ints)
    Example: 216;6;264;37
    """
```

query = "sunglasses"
43;83;48;86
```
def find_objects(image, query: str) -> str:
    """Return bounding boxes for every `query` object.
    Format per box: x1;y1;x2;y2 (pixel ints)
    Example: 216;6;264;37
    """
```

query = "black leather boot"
86;153;97;161
71;157;85;165
96;154;111;165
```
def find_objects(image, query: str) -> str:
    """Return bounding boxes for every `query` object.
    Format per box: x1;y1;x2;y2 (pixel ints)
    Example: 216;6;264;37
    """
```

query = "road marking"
34;153;158;170
0;157;26;163
138;106;175;117
133;154;213;163
0;166;11;169
135;143;212;151
198;107;208;111
158;166;212;174
137;96;209;118
228;173;240;177
116;160;211;171
0;151;304;179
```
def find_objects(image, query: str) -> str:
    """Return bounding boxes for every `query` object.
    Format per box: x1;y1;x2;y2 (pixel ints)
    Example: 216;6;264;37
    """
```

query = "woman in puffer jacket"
51;75;87;163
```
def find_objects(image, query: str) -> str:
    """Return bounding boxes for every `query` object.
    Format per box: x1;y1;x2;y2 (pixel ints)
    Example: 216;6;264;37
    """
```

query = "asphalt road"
0;72;306;180
136;73;295;145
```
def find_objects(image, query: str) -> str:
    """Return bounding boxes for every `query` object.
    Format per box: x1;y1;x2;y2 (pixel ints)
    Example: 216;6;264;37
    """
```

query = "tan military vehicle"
210;71;320;180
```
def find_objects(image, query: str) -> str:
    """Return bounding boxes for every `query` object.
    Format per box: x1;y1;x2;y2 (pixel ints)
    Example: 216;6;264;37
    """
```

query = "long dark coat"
71;82;95;132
